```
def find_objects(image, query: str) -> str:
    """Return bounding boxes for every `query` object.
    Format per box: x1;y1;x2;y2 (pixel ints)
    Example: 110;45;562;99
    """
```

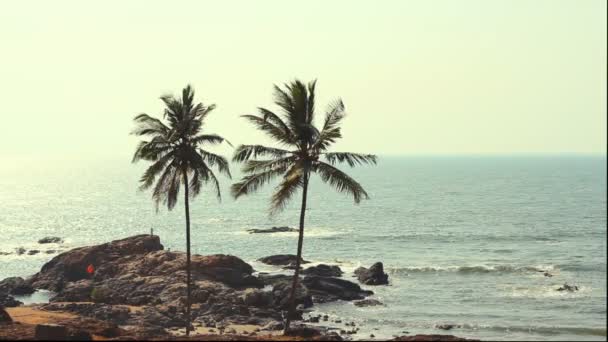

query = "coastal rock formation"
0;277;35;296
258;254;310;266
302;264;343;277
247;226;298;234
38;237;63;244
354;262;389;285
4;235;382;338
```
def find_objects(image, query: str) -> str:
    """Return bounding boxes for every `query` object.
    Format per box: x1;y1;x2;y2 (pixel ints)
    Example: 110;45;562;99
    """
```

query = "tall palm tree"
231;79;377;332
131;85;231;336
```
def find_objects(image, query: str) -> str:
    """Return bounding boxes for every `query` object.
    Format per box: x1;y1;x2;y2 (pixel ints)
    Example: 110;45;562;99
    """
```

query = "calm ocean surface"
0;155;606;340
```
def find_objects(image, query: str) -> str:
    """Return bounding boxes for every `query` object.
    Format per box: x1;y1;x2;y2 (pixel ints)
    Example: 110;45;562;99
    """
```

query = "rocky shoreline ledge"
1;235;478;341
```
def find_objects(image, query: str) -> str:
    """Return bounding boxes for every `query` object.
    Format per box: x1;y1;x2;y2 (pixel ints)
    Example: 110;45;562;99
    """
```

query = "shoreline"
0;234;479;341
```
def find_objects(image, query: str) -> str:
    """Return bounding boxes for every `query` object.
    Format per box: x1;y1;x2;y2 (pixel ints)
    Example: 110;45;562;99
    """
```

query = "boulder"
28;250;40;255
258;254;310;266
38;237;63;244
354;262;389;285
0;277;35;295
0;294;23;307
0;305;11;323
29;235;164;291
557;283;579;292
302;264;343;277
247;226;298;234
271;279;313;310
353;299;384;307
35;324;68;340
302;276;373;303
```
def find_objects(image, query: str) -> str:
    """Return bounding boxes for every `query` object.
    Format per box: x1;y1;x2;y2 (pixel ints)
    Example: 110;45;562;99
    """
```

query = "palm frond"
241;157;297;174
131;113;171;137
138;152;176;190
313;99;346;151
270;165;304;214
314;162;369;203
193;133;231;147
323;152;378;167
231;166;288;199
200;149;232;179
232;145;291;162
241;114;294;145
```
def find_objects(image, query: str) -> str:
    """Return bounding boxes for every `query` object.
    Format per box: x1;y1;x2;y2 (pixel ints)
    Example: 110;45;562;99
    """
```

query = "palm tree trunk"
183;170;192;336
284;173;309;334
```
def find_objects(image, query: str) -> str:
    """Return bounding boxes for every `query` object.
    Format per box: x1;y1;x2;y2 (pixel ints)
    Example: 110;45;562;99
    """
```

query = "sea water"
0;155;605;340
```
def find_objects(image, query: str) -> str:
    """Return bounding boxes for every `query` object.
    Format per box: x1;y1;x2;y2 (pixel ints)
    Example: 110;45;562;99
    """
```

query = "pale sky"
0;0;606;158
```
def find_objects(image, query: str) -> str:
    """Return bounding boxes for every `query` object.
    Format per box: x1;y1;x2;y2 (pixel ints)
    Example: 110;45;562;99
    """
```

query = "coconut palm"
131;85;231;336
231;79;376;332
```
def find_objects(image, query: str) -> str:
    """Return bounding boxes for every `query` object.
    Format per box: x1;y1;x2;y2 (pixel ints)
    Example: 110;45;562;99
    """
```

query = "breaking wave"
387;264;558;275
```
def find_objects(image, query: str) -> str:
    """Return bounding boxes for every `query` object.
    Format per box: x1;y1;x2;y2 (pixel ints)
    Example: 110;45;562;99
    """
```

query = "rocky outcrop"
302;276;373;303
0;277;35;296
258;254;310;266
29;234;164;291
302;264;343;277
247;226;298;234
354;262;389;285
38;237;63;244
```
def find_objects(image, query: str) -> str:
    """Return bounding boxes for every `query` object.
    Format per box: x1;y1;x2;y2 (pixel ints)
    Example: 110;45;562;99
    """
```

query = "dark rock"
354;299;384;307
354;262;389;285
302;276;373;302
0;276;35;295
557;283;579;292
0;305;11;323
436;324;460;330
302;264;343;277
51;280;93;302
0;294;23;307
28;250;41;255
247;226;298;234
258;254;310;266
271;278;313;310
241;288;272;307
15;247;26;255
35;324;68;340
285;325;322;337
67;329;93;341
38;237;63;244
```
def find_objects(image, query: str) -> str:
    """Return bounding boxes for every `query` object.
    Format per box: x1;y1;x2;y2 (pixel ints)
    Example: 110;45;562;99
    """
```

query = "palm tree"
231;79;377;333
131;85;231;336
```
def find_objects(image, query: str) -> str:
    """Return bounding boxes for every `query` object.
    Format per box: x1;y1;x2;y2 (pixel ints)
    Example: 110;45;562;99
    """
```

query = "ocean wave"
386;264;558;275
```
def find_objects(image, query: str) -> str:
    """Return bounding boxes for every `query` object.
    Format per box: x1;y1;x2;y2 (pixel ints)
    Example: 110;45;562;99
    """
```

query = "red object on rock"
86;264;94;275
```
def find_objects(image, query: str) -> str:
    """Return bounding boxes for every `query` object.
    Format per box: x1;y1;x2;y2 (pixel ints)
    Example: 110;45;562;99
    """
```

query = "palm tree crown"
132;85;231;209
231;79;376;211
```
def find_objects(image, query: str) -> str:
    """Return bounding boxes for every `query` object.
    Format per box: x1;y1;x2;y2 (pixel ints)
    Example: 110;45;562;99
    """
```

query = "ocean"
0;155;606;340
